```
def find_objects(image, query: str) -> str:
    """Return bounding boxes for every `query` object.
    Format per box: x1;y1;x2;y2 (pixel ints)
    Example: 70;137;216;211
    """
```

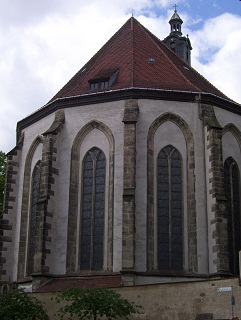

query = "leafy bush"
0;288;49;320
54;287;142;320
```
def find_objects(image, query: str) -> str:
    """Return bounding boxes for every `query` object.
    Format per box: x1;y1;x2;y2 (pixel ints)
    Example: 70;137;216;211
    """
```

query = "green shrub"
0;288;49;320
54;287;142;320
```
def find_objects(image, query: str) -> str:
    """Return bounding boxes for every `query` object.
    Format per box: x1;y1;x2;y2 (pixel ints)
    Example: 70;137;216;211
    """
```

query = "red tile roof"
49;17;232;104
35;274;122;293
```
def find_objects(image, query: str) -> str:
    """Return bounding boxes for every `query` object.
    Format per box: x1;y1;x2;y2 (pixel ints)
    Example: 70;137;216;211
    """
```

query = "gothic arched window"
28;160;41;275
224;157;241;275
80;147;106;270
157;145;183;271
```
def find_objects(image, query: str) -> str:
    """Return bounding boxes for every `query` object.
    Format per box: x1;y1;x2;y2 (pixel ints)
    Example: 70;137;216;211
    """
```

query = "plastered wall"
33;277;241;320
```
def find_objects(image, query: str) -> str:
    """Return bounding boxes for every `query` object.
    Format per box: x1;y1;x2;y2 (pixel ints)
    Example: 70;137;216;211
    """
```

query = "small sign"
18;284;32;292
217;286;232;292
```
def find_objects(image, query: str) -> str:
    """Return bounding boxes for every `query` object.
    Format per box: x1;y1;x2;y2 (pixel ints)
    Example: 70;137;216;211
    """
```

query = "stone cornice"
17;88;241;139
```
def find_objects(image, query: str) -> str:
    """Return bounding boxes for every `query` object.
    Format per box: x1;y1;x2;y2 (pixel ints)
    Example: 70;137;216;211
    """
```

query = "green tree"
0;288;49;320
54;287;142;320
0;151;6;214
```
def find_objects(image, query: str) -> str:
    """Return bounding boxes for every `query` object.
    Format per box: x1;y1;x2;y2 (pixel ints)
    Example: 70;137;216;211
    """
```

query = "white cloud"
190;13;241;103
0;2;241;153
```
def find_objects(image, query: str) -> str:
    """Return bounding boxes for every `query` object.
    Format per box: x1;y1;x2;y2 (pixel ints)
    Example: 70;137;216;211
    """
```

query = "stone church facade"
1;10;241;291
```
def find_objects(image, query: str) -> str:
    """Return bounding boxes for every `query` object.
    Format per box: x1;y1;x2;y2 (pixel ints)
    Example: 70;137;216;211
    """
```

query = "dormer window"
89;68;119;91
90;79;110;90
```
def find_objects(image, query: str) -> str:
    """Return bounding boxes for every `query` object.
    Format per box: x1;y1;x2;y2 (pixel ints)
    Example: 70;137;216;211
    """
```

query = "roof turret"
169;4;183;36
163;5;192;64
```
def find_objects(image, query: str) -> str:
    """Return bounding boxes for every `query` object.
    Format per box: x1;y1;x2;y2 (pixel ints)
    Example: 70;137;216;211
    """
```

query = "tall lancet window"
157;145;183;270
224;157;241;275
28;160;41;275
80;147;106;270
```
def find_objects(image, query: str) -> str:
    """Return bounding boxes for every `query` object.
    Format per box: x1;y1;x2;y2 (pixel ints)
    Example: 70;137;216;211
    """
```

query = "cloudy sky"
1;0;241;153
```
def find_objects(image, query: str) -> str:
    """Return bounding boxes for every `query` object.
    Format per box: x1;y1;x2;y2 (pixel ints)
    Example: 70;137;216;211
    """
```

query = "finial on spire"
173;4;178;12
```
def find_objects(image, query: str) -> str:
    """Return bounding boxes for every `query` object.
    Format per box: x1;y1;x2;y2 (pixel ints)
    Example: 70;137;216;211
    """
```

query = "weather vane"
174;4;178;12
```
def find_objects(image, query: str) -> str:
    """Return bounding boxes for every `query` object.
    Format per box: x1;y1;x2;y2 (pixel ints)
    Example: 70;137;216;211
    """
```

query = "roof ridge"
138;22;201;92
161;42;201;92
131;17;134;87
66;20;132;97
140;22;231;98
140;22;230;99
47;16;236;104
177;59;231;100
49;18;133;102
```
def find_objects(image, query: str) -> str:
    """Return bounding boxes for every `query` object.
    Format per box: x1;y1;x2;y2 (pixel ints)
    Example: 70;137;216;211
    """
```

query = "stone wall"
32;277;241;320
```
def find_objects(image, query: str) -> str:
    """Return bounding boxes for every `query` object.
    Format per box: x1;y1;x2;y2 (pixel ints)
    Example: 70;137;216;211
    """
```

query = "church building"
1;8;241;292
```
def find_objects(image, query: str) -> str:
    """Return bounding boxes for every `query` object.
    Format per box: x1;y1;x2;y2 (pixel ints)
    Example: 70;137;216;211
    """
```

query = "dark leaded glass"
224;157;241;275
157;145;183;271
28;161;41;275
80;147;106;270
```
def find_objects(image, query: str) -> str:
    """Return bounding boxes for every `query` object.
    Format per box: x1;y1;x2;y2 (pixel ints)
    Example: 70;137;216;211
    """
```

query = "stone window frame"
66;120;115;274
224;156;241;275
222;123;241;275
147;112;197;273
222;124;241;151
80;147;106;271
27;160;42;276
18;136;44;280
157;145;184;271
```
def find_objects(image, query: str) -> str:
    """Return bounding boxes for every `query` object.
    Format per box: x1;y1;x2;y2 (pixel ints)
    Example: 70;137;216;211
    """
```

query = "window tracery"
80;147;106;270
157;145;183;270
224;157;241;275
28;160;41;275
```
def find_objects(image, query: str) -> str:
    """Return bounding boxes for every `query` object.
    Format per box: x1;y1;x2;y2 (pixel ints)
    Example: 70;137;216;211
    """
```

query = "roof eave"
16;88;241;140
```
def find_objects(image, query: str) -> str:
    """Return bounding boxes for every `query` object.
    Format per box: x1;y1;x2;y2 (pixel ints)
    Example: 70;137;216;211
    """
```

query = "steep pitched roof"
49;17;231;103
